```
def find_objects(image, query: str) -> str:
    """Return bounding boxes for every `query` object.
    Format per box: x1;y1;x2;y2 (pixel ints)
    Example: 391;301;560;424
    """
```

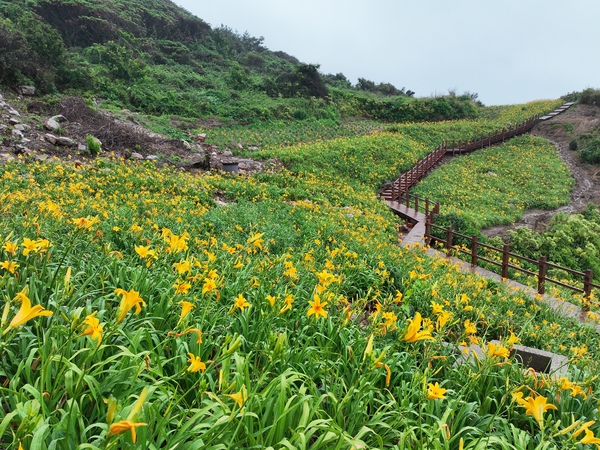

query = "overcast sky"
173;0;599;106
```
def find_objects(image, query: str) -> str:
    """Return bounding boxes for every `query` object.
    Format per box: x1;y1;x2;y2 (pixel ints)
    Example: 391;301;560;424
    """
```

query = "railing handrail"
426;220;599;302
385;103;596;300
385;112;547;202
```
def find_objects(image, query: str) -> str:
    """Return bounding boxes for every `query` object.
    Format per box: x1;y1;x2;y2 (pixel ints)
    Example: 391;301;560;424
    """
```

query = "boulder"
44;134;57;145
195;133;207;142
78;144;87;152
130;152;144;160
8;109;20;117
146;155;159;161
11;129;24;140
57;137;76;147
185;152;207;169
14;124;29;132
181;139;192;150
44;117;60;132
45;115;68;131
8;118;20;125
20;86;36;96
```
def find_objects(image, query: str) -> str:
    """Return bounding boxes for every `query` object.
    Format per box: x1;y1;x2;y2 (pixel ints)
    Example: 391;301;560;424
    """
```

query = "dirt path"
481;104;600;238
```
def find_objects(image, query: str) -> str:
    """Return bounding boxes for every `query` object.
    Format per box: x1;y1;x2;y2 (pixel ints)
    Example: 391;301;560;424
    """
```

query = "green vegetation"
507;204;600;282
0;0;481;124
3;0;600;447
580;139;600;164
86;134;101;156
413;135;573;229
564;87;600;106
2;142;600;447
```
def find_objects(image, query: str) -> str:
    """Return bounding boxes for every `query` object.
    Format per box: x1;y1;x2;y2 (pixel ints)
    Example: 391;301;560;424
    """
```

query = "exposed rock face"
20;86;36;96
1;89;277;176
57;137;76;147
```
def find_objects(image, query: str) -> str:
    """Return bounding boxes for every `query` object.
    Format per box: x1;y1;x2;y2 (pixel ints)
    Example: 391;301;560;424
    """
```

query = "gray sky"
173;0;599;105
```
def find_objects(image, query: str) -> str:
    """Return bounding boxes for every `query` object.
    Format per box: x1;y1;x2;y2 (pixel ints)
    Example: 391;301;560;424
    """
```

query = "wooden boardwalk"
380;102;575;202
384;200;427;247
382;102;600;331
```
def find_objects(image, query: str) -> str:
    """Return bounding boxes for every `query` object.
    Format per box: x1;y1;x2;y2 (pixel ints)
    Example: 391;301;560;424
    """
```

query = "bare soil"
481;104;600;238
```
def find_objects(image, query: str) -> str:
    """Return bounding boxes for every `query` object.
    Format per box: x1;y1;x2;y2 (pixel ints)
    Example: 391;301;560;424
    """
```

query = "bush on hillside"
580;88;600;106
580;138;600;164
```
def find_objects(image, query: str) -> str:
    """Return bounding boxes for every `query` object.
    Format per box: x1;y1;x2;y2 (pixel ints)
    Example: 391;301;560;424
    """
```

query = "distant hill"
0;0;478;123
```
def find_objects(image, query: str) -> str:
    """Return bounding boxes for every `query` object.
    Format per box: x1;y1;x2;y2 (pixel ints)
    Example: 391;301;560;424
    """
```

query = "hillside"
3;84;600;447
0;0;478;124
3;0;600;448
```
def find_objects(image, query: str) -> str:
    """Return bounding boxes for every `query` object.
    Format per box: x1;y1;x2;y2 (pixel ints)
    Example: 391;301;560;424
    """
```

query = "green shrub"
580;88;600;106
86;134;101;156
580;138;600;164
569;139;578;151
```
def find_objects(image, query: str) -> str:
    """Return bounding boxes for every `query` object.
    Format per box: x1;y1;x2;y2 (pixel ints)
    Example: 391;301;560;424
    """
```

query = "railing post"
538;256;547;295
584;269;594;300
502;244;510;279
471;235;478;267
405;189;410;207
414;194;419;212
446;226;453;257
425;197;430;216
425;218;431;243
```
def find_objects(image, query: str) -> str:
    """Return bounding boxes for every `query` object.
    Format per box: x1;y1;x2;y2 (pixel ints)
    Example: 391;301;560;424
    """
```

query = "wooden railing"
426;221;600;302
444;115;540;155
382;115;542;202
393;191;440;219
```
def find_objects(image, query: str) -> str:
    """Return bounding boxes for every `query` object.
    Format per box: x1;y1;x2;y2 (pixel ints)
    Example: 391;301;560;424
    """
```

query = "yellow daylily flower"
307;294;328;320
233;294;250;312
178;301;195;325
4;287;53;335
0;260;19;274
403;312;435;342
520;395;557;427
114;288;146;323
579;428;600;446
227;385;247;408
2;241;18;255
506;331;520;346
202;277;217;294
187;353;206;373
487;342;510;359
109;420;147;443
81;312;104;344
427;382;447;400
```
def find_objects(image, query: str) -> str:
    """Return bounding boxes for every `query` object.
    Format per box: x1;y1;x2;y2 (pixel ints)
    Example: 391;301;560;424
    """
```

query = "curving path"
381;102;600;330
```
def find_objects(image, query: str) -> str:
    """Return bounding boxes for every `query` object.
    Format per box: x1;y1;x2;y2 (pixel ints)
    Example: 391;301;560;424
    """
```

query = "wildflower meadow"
2;99;600;449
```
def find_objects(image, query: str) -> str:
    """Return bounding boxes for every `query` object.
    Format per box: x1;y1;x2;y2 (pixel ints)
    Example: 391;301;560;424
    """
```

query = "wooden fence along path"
380;102;575;202
381;102;600;304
